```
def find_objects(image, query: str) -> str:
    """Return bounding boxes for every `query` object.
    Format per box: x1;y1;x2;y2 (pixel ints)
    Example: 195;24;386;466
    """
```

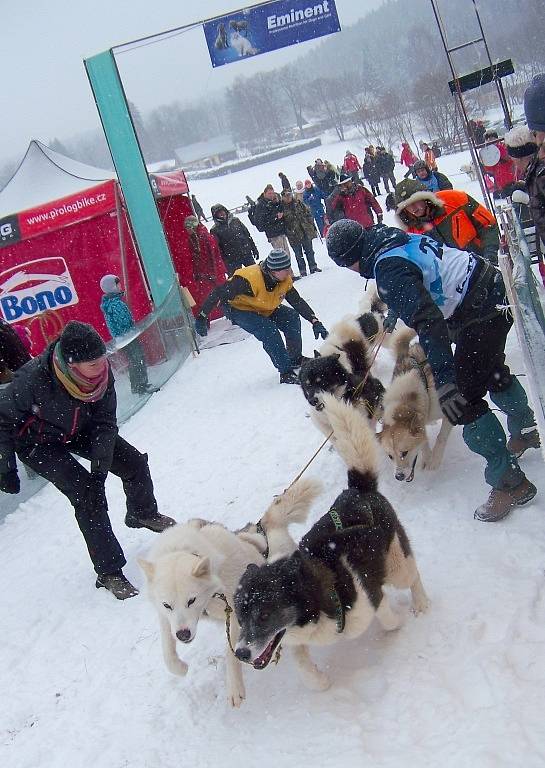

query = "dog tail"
389;326;417;361
321;393;378;494
261;477;322;530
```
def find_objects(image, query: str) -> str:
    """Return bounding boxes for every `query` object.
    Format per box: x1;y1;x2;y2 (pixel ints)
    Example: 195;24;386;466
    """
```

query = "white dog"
138;478;321;707
230;30;257;56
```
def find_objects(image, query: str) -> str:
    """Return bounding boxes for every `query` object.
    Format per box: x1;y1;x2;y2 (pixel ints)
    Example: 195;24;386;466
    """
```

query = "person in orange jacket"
391;179;499;264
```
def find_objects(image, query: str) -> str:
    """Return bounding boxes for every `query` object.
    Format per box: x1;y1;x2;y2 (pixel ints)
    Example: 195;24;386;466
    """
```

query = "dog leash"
213;592;282;667
285;329;389;493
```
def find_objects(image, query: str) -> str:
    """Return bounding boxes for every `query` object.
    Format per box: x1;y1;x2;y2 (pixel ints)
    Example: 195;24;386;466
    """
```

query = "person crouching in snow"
99;274;156;396
194;249;328;384
326;220;539;522
0;321;176;598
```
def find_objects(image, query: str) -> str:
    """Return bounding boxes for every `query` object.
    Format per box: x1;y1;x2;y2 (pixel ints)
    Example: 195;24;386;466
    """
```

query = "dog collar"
327;509;345;632
255;520;269;559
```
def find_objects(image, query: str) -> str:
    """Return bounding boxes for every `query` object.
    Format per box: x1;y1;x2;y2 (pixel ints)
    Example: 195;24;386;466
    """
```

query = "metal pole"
471;0;512;129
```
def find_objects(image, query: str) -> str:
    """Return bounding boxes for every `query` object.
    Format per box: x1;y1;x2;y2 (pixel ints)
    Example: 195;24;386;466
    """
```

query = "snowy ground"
2;145;545;768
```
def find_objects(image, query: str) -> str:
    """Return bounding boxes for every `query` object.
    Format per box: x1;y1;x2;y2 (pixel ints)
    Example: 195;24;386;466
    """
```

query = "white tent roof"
0;140;116;218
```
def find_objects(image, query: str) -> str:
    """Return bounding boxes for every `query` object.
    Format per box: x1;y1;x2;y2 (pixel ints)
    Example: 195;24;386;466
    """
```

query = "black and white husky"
234;395;429;691
299;309;385;438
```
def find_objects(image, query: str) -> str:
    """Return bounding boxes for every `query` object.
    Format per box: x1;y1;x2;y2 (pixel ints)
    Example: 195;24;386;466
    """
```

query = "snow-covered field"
2;145;545;768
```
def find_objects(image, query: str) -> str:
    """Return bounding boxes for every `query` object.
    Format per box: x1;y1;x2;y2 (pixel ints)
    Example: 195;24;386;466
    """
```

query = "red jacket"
483;141;517;192
400;144;417;167
343;153;361;173
330;186;382;229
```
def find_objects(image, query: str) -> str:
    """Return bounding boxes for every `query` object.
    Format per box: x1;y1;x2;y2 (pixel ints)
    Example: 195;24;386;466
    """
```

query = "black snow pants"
16;433;158;576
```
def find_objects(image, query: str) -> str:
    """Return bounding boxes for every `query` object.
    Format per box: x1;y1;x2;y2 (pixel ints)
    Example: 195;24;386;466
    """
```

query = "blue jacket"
100;292;135;338
303;186;325;217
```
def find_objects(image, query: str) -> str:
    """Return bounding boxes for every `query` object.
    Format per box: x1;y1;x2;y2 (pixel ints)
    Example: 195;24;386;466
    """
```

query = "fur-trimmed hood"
395;190;444;229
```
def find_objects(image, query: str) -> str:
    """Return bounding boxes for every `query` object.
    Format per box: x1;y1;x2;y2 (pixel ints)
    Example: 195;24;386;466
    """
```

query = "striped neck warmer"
52;344;109;403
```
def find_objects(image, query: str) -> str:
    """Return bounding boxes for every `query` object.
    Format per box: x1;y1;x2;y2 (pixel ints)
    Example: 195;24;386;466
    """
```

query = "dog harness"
327;509;346;633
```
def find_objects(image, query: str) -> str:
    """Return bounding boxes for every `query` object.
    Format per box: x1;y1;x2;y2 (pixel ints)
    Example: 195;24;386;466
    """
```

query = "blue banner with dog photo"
203;0;341;68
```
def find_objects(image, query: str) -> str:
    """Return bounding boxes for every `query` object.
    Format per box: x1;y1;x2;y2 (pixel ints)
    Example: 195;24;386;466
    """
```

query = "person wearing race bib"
326;221;539;522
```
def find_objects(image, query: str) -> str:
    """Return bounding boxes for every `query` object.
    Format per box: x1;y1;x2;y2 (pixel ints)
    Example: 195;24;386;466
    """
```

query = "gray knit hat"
265;249;291;271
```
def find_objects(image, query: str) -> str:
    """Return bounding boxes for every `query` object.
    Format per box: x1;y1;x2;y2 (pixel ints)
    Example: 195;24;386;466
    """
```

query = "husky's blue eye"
163;602;173;611
187;597;196;607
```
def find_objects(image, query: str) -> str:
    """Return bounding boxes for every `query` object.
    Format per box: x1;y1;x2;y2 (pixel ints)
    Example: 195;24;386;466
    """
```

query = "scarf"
52;344;109;403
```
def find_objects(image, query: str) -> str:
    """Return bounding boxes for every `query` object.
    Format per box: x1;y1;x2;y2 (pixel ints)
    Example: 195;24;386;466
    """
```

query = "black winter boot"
96;571;139;599
125;512;176;532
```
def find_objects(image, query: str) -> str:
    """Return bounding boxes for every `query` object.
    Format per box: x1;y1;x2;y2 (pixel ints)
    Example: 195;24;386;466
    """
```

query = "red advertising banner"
17;181;117;240
150;170;189;198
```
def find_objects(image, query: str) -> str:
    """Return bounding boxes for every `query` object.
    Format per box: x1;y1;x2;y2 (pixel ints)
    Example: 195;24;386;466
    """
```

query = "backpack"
246;199;263;230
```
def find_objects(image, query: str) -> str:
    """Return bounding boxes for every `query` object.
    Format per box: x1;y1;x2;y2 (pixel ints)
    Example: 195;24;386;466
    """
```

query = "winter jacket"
253;193;286;238
424;148;437;171
0;344;117;475
405;166;452;192
400;144;417;167
327;184;383;229
198;264;317;322
210;204;258;275
100;292;134;338
525;153;545;247
307;162;338;196
362;155;381;185
375;151;396;176
482;142;517;193
303;185;326;218
395;189;499;264
281;199;317;245
343;154;361;174
352;226;500;390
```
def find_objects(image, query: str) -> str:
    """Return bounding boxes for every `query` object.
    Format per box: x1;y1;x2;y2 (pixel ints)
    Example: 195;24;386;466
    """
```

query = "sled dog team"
140;288;439;708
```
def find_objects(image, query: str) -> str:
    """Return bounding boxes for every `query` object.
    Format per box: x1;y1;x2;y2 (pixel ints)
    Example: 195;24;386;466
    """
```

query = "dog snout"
235;646;251;662
395;471;406;482
176;628;192;643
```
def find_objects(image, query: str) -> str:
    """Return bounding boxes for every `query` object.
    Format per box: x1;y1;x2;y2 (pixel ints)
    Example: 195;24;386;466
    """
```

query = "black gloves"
437;383;468;425
312;321;328;340
195;314;208;337
0;469;20;495
88;472;108;512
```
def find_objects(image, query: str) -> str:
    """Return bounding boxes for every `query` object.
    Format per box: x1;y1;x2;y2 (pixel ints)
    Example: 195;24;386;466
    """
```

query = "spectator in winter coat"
303;179;327;236
469;120;487;147
191;194;207;222
0;321;176;598
253;185;292;257
294;180;305;202
400;142;418;168
405;160;453;192
327;220;538;522
421;143;438;171
342;150;361;180
0;320;31;384
210;203;259;276
524;73;545;161
391;179;499;263
280;189;321;277
481;131;518;198
505;126;545;247
326;174;383;229
375;147;397;193
307;159;338;197
193;249;328;384
362;149;381;196
100;274;155;396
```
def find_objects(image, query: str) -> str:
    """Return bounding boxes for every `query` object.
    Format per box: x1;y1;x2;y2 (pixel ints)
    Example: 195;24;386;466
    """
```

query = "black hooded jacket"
210;204;259;275
0;344;117;475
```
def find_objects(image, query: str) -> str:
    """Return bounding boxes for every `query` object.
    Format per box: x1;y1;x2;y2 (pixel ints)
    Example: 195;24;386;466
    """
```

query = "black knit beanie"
59;321;107;363
524;74;545;132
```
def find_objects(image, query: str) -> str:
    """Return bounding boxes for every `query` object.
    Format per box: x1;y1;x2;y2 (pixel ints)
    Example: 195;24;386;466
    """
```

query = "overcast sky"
1;0;382;168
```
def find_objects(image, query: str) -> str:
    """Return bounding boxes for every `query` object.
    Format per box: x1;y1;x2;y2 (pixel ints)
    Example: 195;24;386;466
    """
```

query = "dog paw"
423;453;442;471
167;658;188;677
411;596;431;615
227;685;246;708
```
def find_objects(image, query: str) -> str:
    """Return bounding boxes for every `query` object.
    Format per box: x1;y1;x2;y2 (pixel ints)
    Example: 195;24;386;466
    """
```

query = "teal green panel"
84;50;175;306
